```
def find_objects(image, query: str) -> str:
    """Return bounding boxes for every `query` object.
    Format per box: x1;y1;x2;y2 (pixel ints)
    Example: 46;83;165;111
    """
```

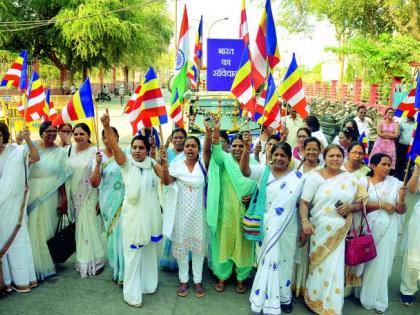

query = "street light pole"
208;17;229;38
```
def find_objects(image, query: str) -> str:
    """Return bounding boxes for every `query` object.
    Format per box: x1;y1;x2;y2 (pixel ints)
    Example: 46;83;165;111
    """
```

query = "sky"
168;0;339;70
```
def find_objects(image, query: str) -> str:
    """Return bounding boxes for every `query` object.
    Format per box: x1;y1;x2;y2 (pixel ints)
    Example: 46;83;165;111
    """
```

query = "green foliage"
326;33;420;83
0;0;172;73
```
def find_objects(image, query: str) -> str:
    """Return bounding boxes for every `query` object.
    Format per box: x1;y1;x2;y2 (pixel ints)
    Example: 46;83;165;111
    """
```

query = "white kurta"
0;144;37;292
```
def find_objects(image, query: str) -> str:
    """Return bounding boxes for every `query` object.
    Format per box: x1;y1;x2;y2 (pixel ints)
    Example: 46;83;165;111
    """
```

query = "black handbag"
47;213;76;263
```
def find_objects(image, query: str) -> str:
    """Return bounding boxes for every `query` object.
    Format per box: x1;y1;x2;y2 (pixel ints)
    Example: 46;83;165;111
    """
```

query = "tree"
385;0;420;41
0;0;172;82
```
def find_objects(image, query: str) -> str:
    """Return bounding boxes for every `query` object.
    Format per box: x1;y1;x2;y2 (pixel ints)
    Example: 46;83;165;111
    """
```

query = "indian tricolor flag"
171;5;189;104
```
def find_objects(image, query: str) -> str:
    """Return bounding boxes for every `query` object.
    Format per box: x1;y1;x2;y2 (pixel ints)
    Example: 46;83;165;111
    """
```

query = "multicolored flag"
17;71;46;122
231;44;256;117
394;85;418;119
358;132;369;165
42;88;58;121
129;67;167;134
194;15;203;68
407;122;420;164
171;5;190;103
415;71;420;110
278;53;309;119
252;0;280;90
187;60;198;90
52;78;95;126
1;50;28;90
258;72;280;126
124;83;143;114
169;88;184;129
239;0;249;45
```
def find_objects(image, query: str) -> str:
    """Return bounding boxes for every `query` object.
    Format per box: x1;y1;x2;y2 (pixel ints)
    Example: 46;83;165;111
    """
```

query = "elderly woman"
293;136;322;297
300;144;365;315
240;138;305;314
160;121;211;298
160;127;187;271
0;124;40;293
27;121;71;281
292;127;311;161
207;127;257;294
67;123;105;278
101;109;164;307
400;162;420;306
90;127;125;285
358;153;407;313
369;108;400;170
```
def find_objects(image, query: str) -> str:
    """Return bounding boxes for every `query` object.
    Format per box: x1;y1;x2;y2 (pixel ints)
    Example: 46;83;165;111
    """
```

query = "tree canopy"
0;0;173;73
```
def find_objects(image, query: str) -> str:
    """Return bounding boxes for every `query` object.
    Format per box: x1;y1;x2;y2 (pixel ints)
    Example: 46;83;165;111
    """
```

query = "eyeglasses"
44;130;58;134
349;151;364;156
60;130;72;134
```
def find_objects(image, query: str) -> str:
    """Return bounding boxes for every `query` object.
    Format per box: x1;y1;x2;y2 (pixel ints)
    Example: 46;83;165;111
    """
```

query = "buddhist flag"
394;85;418;119
252;0;280;90
1;50;28;90
231;44;256;117
42;88;58;121
52;78;95;126
170;88;184;129
171;5;189;103
358;132;369;165
194;15;203;68
129;67;167;134
18;71;46;122
239;0;249;45
187;60;198;90
407;122;420;163
124;83;142;114
258;72;280;126
278;53;309;119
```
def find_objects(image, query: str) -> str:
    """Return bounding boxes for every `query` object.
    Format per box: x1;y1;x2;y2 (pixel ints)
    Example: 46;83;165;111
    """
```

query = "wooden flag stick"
22;94;28;129
93;100;100;150
403;156;412;185
158;125;164;146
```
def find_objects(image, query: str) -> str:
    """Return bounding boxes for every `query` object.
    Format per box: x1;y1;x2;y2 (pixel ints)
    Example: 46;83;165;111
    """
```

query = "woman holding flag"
67;123;105;278
1;124;40;293
27;121;72;281
101;109;164;307
240;138;305;314
90;126;125;285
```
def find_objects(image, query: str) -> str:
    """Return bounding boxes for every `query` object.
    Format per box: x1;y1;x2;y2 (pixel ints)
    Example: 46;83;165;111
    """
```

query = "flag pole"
93;100;100;150
22;93;28;129
158;125;164;146
403;156;412;185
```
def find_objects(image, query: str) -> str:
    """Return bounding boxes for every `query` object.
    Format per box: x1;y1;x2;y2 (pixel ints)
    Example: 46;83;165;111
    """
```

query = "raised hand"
95;151;102;165
101;108;111;127
254;141;262;155
159;146;168;164
242;131;252;149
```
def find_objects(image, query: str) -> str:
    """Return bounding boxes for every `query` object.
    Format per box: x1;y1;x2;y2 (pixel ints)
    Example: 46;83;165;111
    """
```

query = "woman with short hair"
27;121;72;280
1;124;40;293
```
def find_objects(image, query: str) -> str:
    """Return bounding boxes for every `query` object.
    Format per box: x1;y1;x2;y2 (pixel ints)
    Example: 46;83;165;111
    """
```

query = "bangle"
301;218;309;224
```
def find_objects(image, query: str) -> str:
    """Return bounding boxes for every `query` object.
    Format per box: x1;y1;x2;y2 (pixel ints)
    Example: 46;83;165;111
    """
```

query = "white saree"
27;145;72;280
302;171;363;315
249;166;304;315
358;176;403;312
0;144;37;292
68;146;104;278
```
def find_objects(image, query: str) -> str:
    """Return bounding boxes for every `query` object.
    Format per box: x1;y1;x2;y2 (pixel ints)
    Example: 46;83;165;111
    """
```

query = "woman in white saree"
300;144;365;315
27;121;71;281
68;123;104;278
358;153;407;313
101;110;164;307
240;138;305;314
292;136;322;298
1;125;40;293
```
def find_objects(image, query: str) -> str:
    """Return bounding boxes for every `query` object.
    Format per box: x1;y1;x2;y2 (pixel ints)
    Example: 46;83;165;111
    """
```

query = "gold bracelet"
301;218;309;224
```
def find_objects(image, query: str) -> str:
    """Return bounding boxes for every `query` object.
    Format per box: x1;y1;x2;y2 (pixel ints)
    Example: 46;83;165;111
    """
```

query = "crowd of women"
0;104;419;315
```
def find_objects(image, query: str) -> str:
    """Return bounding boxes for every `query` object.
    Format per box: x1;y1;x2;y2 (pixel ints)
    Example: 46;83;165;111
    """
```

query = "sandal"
214;280;225;292
194;283;206;298
235;281;247;294
176;283;189;297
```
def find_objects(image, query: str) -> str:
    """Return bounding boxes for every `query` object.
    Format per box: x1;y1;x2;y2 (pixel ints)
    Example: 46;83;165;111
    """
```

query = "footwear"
194;283;206;298
374;309;384;314
176;282;189;297
214;280;225;292
281;302;293;313
124;300;142;308
400;294;414;306
235;281;247;294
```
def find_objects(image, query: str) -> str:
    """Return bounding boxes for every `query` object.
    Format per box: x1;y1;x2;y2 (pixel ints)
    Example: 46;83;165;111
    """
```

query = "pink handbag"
345;204;377;266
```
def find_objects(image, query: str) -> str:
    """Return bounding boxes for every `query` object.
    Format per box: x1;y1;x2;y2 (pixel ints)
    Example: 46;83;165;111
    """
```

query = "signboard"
206;39;245;91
